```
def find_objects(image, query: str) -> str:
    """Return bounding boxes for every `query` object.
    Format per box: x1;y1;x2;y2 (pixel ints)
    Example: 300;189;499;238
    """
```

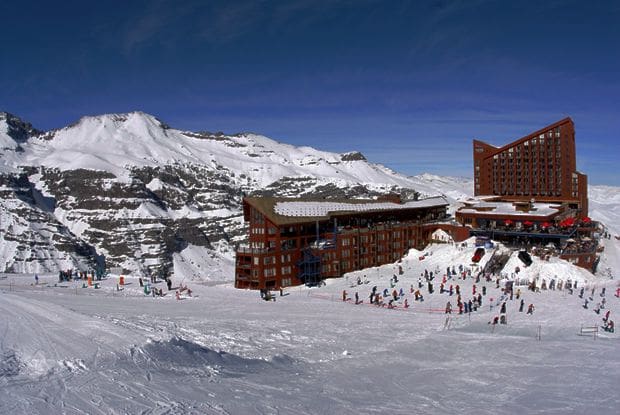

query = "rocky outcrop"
0;111;427;278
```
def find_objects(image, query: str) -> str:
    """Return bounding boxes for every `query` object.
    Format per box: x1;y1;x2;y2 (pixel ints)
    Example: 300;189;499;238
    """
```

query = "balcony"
236;245;273;255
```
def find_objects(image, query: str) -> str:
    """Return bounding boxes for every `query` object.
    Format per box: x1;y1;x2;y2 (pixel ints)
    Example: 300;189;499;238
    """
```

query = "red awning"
523;221;533;226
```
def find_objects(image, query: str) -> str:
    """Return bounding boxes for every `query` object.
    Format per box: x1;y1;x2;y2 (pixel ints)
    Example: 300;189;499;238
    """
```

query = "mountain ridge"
0;110;617;280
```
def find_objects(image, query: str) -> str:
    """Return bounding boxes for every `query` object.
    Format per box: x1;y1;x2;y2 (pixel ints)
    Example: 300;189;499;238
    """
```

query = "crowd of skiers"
334;258;618;336
58;269;99;282
577;285;615;332
338;263;531;321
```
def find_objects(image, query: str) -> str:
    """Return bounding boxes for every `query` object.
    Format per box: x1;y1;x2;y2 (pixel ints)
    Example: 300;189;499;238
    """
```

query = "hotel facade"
234;196;463;290
472;117;587;216
457;118;599;271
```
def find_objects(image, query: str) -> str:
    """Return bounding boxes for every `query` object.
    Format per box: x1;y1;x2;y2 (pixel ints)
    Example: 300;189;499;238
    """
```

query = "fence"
578;325;598;340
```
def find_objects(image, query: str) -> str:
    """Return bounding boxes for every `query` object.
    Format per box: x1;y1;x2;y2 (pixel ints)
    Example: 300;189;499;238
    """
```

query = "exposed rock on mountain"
0;111;470;278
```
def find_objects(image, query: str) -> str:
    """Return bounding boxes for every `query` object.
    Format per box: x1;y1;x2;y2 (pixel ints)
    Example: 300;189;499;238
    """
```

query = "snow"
1;110;620;413
459;200;562;217
3;111;445;195
2;238;619;414
274;196;447;217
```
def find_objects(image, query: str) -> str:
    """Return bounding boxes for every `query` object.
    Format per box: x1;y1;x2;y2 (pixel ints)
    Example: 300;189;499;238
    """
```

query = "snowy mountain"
2;111;620;414
0;110;618;281
0;111;471;277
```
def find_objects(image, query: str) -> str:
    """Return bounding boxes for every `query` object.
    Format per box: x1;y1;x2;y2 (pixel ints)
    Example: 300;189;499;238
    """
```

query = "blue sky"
1;0;619;185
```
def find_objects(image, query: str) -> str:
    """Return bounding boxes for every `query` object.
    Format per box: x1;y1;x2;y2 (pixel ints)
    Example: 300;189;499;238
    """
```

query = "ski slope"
2;238;619;414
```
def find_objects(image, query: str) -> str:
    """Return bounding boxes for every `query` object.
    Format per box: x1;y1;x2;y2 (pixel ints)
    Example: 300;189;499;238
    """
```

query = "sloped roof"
244;196;449;226
474;117;573;153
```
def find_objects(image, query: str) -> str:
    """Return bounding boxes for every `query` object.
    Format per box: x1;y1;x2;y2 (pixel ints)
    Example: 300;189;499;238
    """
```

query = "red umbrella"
560;217;575;227
541;222;551;228
582;217;591;223
523;221;533;226
504;219;513;226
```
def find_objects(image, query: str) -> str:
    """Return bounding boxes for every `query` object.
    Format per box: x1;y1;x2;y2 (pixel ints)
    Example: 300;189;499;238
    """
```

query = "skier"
603;320;615;333
500;302;507;314
342;290;348;302
445;301;452;314
404;298;409;308
519;299;525;312
603;310;611;323
355;292;359;304
527;303;535;315
34;274;39;285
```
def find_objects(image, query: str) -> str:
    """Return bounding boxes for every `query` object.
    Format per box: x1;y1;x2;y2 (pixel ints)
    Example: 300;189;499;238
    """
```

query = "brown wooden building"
473;117;587;217
235;196;450;290
457;118;598;271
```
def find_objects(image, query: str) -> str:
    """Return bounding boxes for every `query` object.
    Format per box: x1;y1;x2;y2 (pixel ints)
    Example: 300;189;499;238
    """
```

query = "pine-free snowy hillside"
1;238;618;414
0;111;469;277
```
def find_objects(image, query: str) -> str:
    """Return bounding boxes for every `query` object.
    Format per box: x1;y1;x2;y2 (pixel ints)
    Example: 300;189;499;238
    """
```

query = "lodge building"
472;117;587;216
235;195;456;290
457;118;600;271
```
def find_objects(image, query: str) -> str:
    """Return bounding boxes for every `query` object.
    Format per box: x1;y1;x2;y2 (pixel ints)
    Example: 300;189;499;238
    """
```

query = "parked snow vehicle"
471;247;485;263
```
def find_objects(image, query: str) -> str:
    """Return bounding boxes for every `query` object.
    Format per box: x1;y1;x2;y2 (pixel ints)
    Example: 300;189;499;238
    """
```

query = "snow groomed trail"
1;238;620;414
